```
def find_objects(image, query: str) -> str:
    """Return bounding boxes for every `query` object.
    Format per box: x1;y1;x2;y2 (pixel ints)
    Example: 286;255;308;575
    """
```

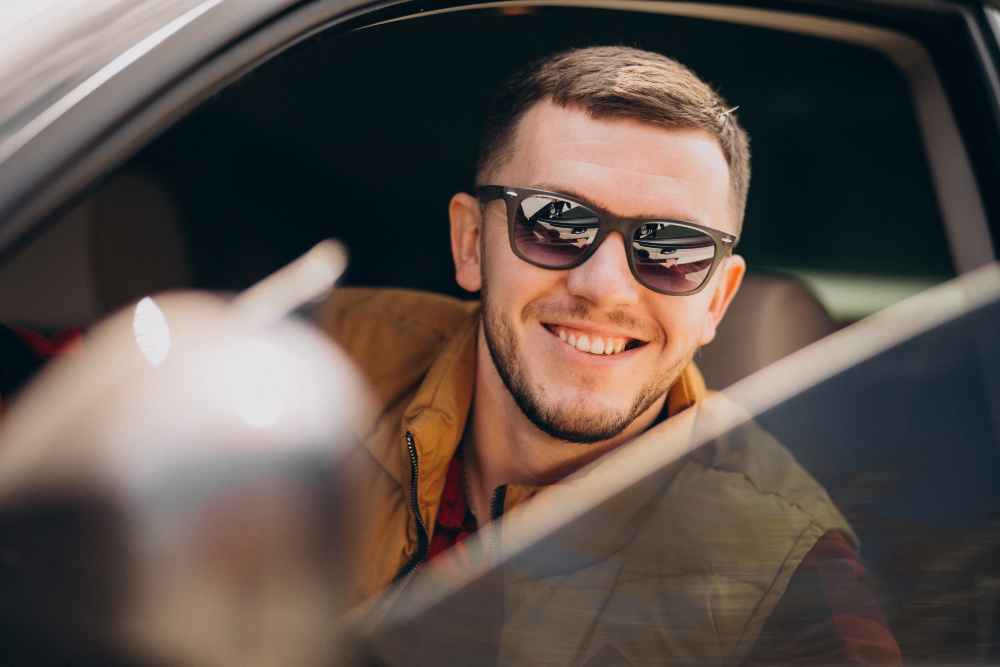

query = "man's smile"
543;323;648;356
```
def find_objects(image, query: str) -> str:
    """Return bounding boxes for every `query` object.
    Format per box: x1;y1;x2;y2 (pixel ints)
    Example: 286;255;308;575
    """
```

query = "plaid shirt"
430;454;901;666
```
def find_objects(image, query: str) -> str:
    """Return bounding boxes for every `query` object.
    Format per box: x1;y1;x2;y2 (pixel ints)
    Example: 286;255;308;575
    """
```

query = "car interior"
0;1;997;659
0;6;957;351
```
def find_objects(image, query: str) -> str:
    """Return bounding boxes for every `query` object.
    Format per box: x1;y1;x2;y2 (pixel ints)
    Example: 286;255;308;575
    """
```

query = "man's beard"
480;280;696;445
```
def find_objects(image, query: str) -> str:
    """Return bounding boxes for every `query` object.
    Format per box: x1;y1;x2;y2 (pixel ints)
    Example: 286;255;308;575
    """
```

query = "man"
322;47;899;664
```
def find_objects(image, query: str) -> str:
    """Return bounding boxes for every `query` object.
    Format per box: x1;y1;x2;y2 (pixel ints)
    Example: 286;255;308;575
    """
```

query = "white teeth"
555;327;631;355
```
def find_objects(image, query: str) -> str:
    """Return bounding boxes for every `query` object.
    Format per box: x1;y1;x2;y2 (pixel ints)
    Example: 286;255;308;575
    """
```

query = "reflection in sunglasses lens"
633;223;715;293
512;197;716;294
513;196;599;266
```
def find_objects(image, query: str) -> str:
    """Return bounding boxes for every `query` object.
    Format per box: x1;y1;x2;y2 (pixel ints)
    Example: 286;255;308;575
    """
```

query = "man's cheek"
652;301;706;345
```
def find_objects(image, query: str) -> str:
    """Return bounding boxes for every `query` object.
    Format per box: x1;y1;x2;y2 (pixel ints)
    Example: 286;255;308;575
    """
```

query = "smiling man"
323;46;899;664
448;92;744;516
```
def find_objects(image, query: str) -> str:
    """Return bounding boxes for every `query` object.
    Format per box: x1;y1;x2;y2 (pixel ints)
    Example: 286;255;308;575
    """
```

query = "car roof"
0;0;294;166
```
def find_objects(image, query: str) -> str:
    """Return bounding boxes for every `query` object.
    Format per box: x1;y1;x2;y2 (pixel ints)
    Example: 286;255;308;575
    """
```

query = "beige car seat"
697;274;836;390
0;171;189;330
90;171;190;314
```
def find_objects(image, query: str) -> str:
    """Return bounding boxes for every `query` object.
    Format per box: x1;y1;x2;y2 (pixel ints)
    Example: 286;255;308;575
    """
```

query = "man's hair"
475;46;751;230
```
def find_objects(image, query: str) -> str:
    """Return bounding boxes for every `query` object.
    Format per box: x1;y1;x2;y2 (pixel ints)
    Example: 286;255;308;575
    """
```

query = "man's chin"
522;404;635;444
480;285;689;445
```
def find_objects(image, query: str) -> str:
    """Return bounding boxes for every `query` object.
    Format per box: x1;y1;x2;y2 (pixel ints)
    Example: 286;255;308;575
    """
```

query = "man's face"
454;100;743;446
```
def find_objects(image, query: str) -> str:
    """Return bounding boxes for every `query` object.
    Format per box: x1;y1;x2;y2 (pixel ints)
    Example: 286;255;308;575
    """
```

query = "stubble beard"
480;279;697;445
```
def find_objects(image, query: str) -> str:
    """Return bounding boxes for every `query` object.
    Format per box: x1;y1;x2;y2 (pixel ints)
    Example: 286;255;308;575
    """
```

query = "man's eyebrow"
532;183;635;215
532;183;593;205
531;182;705;225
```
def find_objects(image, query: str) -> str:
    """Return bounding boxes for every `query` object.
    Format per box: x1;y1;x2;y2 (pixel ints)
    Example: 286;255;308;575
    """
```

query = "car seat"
698;273;836;389
0;171;189;331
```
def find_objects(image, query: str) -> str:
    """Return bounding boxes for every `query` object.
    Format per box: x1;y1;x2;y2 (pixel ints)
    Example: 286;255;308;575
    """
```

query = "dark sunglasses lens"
632;223;717;293
513;196;599;267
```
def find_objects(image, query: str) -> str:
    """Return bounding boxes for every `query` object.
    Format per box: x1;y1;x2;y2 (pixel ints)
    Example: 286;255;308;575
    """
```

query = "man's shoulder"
314;287;480;407
679;419;856;545
322;287;480;338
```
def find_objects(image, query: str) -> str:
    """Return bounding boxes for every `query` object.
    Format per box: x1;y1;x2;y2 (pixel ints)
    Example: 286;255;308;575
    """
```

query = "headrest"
698;274;836;390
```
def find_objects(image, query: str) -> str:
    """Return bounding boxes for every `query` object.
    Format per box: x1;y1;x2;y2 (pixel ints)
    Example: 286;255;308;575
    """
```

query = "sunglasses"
476;186;738;296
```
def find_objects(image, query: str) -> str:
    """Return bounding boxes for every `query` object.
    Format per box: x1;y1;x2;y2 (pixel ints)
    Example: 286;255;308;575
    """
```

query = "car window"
360;265;1000;665
144;8;951;315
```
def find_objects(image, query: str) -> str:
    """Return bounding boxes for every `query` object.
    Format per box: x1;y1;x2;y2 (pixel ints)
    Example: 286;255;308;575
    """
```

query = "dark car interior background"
0;8;952;340
0;3;997;661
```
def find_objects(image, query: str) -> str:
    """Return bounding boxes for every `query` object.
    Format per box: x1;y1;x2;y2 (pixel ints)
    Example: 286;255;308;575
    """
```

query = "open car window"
1;3;989;396
0;4;978;325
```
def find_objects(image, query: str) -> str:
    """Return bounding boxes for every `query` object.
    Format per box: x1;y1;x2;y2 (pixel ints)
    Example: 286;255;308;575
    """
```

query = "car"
0;0;998;664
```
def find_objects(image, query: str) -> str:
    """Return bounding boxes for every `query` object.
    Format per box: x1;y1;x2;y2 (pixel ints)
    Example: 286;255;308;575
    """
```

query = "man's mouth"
547;325;644;356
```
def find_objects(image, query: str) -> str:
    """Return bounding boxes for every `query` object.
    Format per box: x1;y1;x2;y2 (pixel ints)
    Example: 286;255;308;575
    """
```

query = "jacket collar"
400;308;480;531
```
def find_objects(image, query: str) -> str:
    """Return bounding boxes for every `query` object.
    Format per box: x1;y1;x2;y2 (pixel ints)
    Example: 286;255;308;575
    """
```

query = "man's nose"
564;232;641;307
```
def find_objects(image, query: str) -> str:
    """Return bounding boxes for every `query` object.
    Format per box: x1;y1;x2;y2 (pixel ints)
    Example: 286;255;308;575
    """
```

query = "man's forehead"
501;101;734;231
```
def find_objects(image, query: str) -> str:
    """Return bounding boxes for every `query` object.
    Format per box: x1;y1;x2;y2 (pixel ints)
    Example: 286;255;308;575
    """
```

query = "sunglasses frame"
476;185;739;296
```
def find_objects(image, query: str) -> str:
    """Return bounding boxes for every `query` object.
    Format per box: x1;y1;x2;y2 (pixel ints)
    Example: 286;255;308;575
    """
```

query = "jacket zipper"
360;430;429;628
363;439;508;627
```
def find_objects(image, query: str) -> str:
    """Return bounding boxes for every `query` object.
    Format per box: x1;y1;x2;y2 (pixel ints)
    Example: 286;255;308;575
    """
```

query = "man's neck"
461;327;667;528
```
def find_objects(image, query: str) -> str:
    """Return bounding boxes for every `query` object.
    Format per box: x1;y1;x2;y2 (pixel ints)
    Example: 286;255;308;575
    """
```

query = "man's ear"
450;192;484;293
699;254;746;346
